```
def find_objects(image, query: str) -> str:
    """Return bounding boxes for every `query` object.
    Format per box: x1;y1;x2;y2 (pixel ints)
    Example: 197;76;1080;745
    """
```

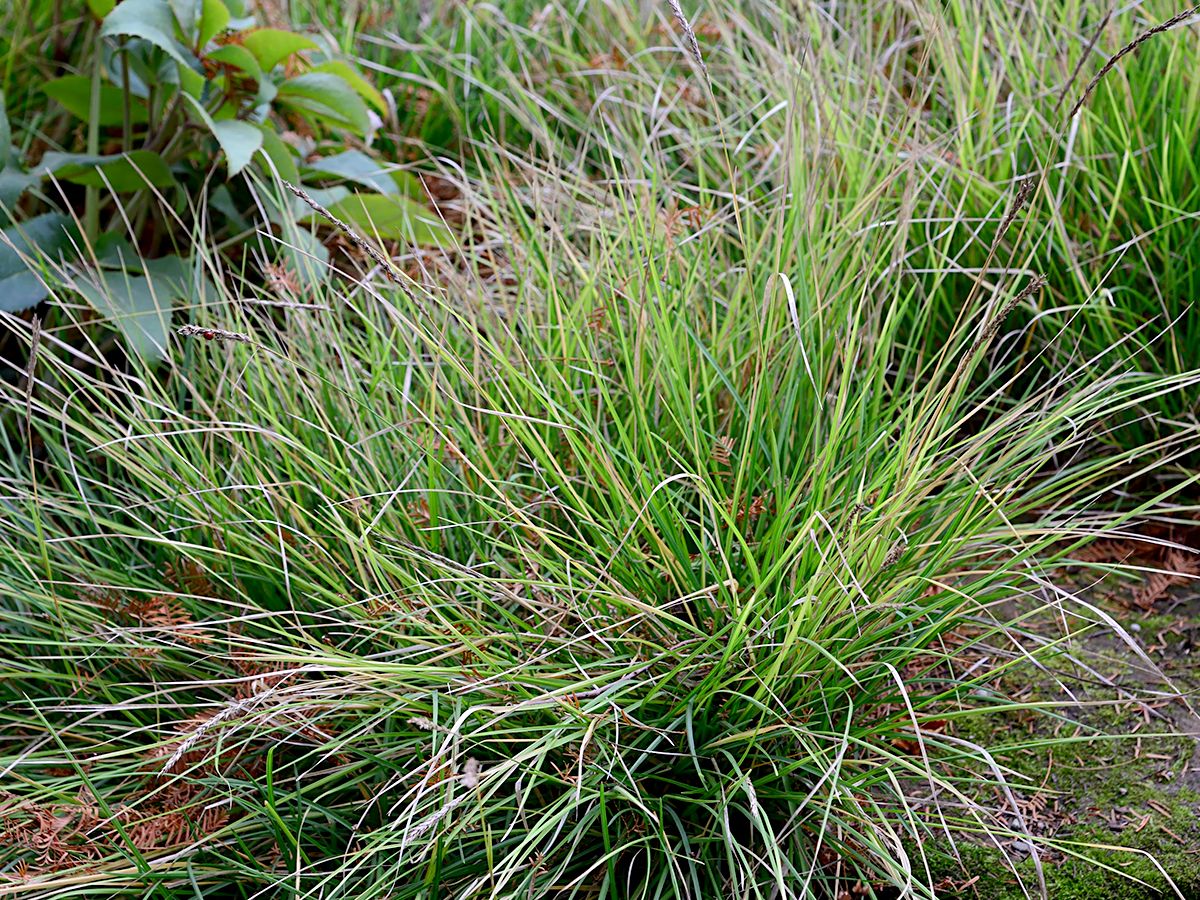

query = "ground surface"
926;551;1200;899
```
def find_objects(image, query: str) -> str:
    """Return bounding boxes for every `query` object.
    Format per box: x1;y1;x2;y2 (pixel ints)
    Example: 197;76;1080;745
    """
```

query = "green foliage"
300;191;449;244
43;75;151;125
38;149;176;189
1;0;1199;897
240;27;319;71
0;213;73;311
0;89;11;169
71;269;173;360
0;0;449;359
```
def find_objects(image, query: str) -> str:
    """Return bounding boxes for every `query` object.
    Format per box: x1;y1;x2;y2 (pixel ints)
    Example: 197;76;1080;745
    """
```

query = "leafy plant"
1;0;448;360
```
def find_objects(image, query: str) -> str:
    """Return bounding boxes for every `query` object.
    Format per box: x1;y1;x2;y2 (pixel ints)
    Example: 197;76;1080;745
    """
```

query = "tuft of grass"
2;1;1200;898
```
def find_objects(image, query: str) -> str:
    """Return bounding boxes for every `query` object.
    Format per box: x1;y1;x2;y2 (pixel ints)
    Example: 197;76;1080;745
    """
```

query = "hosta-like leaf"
92;243;218;306
72;269;172;361
254;125;300;186
197;0;230;48
303;193;450;246
241;28;318;72
38;151;176;190
276;73;370;135
279;222;329;291
390;171;426;197
94;233;142;269
141;254;219;303
169;0;198;37
210;120;262;176
0;214;74;313
102;0;198;71
310;60;385;113
43;76;149;126
304;150;398;195
206;44;263;81
209;184;249;230
0;169;40;212
181;67;207;101
181;95;262;176
283;186;348;224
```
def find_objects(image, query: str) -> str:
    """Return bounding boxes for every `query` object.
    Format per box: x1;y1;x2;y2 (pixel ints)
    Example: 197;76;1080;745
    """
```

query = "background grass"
2;1;1199;898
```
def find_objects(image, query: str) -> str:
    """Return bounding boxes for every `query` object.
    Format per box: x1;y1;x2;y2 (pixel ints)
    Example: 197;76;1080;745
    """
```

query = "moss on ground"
929;828;1200;899
919;642;1200;899
917;764;1200;898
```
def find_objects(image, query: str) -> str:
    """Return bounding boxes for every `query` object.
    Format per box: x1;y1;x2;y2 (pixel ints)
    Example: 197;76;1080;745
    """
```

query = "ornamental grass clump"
2;0;1199;898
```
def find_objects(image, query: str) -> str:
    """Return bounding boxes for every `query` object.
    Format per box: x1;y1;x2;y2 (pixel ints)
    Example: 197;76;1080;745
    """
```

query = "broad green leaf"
142;254;218;303
0;214;75;313
0;270;50;310
181;94;261;177
261;184;349;227
241;28;318;72
303;193;450;246
206;44;262;81
69;244;212;359
209;183;249;229
94;233;142;268
39;150;176;191
254;125;300;186
0;89;9;170
88;0;117;16
310;60;385;113
103;41;151;97
211;120;261;176
390;171;425;197
0;169;40;213
280;222;328;291
72;269;173;361
90;241;214;309
284;185;348;223
102;0;198;71
197;0;230;48
258;184;348;229
276;73;370;135
43;76;149;126
169;0;199;38
304;150;397;195
180;64;206;98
